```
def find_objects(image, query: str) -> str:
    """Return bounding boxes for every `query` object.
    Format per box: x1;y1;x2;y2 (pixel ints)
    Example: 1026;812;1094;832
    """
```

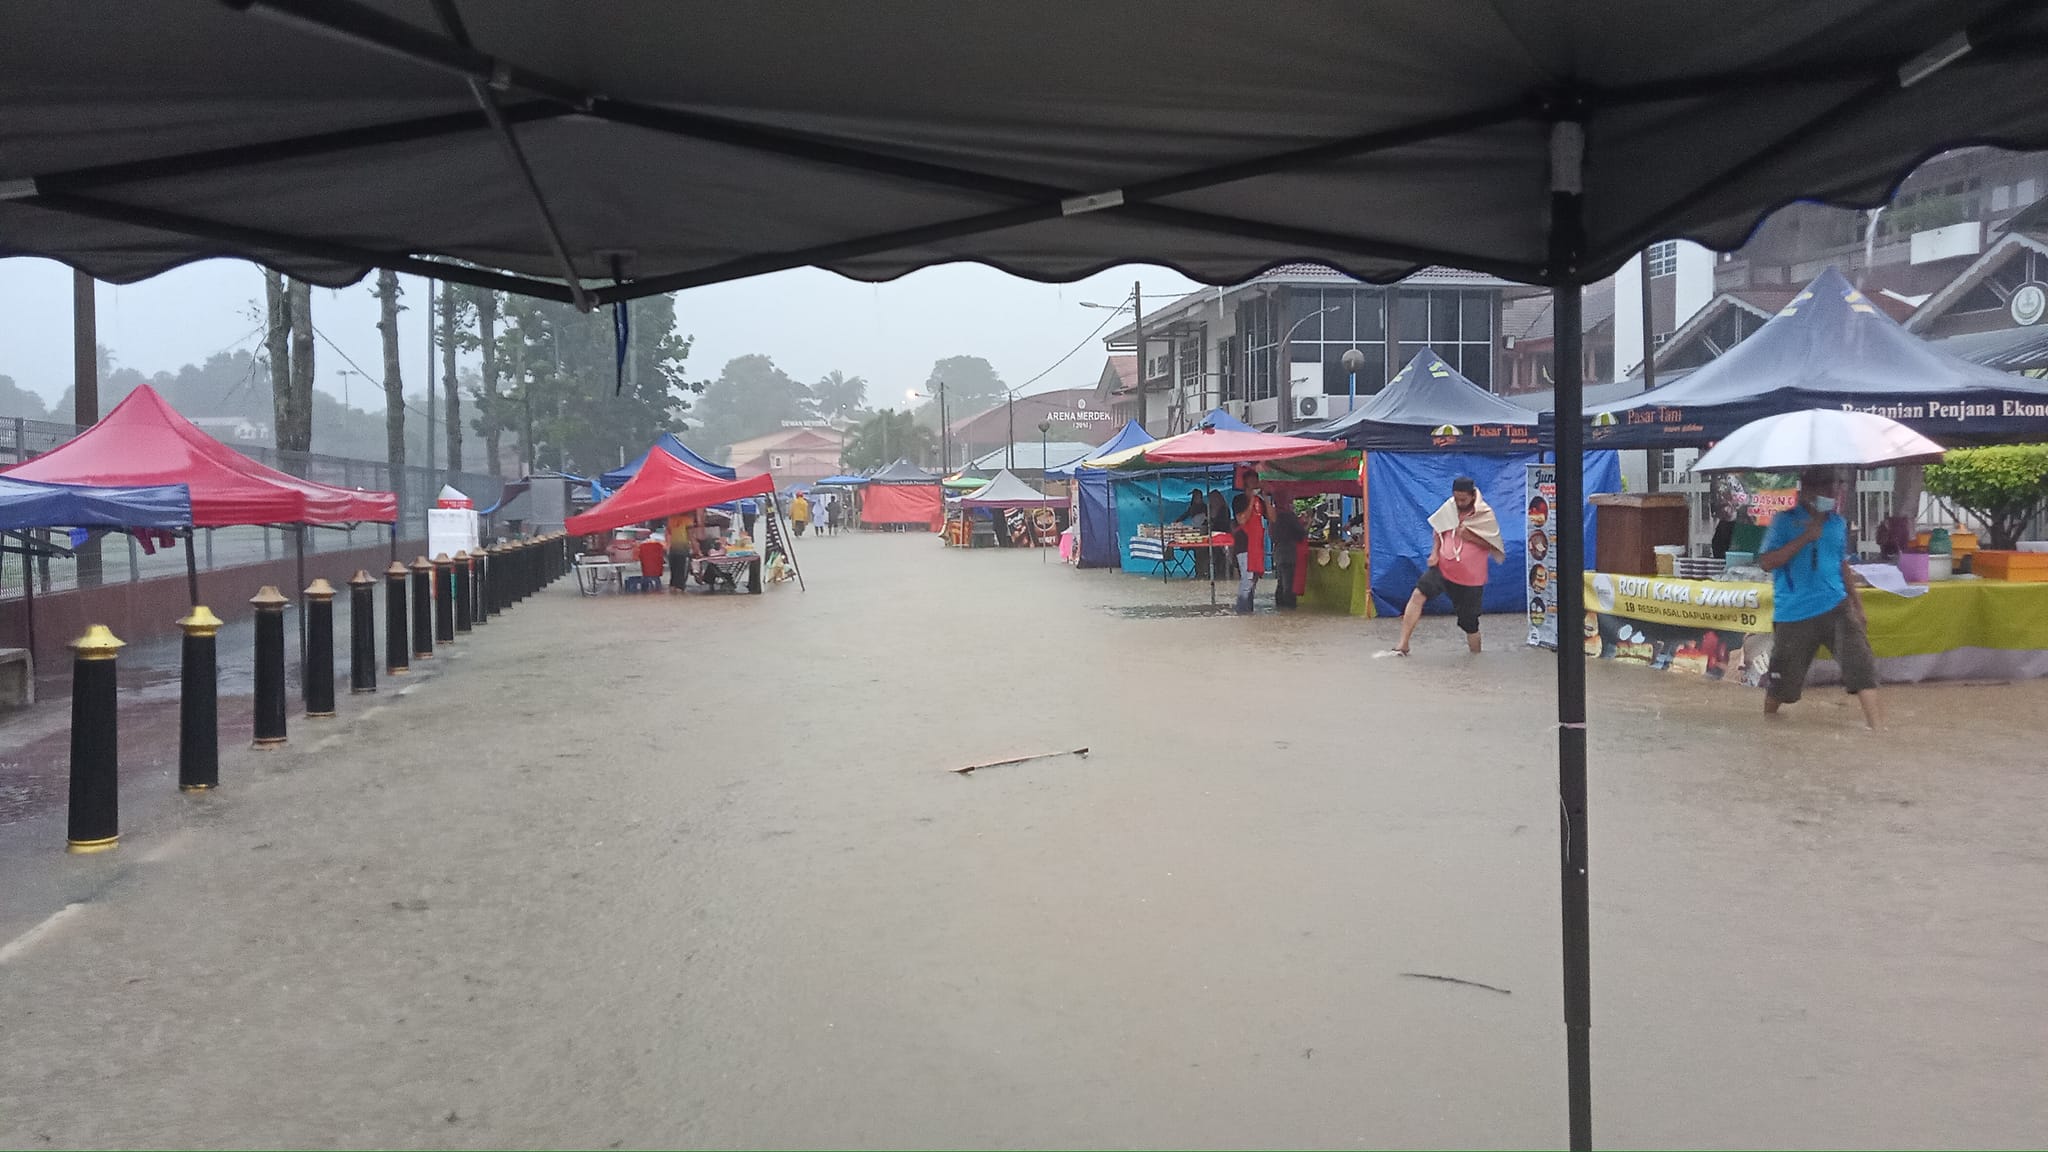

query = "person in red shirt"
635;534;666;592
1394;476;1504;654
1231;489;1267;615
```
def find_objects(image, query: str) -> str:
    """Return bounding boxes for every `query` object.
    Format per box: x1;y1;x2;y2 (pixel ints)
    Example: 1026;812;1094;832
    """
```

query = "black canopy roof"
1303;347;1543;452
867;459;940;486
6;2;2048;303
1574;267;2048;447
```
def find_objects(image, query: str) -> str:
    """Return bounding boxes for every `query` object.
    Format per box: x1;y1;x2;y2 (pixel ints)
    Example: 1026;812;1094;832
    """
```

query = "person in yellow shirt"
789;491;812;536
665;511;694;591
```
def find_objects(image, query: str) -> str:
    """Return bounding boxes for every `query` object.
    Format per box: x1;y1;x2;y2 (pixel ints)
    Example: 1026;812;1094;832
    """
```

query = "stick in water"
952;747;1090;775
1398;971;1512;995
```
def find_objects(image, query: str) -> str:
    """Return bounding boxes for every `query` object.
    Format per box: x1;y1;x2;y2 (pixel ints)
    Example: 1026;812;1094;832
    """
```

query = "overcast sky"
0;258;1198;414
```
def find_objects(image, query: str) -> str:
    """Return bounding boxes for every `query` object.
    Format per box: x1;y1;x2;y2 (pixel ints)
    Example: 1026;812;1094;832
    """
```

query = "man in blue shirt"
1758;468;1884;730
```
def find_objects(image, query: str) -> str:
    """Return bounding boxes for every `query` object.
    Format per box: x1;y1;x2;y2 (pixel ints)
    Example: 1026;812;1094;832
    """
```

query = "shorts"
1416;565;1484;634
1767;600;1877;702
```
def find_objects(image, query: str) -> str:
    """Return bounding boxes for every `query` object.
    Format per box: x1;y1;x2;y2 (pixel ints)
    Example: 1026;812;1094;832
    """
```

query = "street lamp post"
1276;304;1339;433
1037;419;1052;563
1341;347;1366;414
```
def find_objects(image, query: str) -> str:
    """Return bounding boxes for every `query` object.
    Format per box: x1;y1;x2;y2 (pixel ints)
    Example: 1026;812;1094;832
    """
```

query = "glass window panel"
1355;291;1387;341
1462;346;1492;388
1325;292;1355;346
1461;292;1492;342
1399;341;1430;369
1396;293;1428;340
1285;292;1324;344
1430;291;1459;343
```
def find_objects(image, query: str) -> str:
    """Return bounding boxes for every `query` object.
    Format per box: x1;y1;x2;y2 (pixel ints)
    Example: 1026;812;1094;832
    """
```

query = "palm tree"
814;369;868;415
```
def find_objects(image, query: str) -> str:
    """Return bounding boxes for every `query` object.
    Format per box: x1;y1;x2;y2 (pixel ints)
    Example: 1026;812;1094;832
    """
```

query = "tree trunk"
286;279;315;456
376;270;406;486
441;281;461;478
264;270;292;451
477;291;501;478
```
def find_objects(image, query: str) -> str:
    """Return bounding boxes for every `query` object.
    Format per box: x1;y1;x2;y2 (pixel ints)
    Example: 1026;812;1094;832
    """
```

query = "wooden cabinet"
1591;493;1689;575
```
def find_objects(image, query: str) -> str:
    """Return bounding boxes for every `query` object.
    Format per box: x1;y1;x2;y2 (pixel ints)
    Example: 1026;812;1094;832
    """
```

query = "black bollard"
251;585;288;749
385;560;410;674
303;578;336;718
410;556;434;660
487;545;507;613
177;607;223;792
348;570;377;694
433;553;456;644
66;625;124;853
452;550;472;634
470;549;489;625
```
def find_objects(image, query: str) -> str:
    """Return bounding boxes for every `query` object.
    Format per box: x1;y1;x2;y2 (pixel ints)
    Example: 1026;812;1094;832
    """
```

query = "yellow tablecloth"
1863;578;2048;657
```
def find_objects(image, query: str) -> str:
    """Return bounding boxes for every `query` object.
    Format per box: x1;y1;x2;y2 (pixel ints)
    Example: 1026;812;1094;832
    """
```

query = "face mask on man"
1811;495;1836;514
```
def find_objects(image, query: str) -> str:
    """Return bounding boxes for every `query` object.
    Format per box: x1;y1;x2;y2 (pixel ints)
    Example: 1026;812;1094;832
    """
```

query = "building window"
1394;288;1496;389
1176;332;1203;392
1646;240;1679;278
1993;184;2013;212
1237;294;1281;402
1218;336;1240;402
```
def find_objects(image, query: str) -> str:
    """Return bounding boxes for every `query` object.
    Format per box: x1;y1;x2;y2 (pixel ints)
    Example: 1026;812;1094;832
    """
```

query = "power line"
1011;301;1126;393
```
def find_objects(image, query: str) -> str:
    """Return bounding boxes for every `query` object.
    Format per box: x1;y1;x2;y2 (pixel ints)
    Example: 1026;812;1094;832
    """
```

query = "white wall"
1614;241;1715;382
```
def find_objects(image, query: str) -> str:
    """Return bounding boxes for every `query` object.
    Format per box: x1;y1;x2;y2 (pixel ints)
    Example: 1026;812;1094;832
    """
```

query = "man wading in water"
1393;476;1503;655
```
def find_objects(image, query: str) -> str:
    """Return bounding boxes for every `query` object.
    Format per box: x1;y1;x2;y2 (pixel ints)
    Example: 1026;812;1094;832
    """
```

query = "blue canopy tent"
1052;420;1153;569
599;432;736;491
1;475;194;656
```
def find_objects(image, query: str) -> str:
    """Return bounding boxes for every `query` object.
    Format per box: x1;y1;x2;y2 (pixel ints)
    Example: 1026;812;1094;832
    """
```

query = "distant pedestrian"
1394;476;1502;655
1231;490;1266;614
814;494;832;536
741;500;759;539
789;491;811;537
1759;468;1884;730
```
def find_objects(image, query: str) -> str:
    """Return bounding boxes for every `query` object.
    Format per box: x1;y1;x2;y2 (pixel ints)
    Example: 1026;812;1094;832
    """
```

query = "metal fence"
3;415;500;599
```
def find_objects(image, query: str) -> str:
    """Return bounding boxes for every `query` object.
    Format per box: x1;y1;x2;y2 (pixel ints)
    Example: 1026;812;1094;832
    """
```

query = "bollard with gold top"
67;625;124;853
177;606;223;792
384;560;410;674
349;570;378;694
410;556;434;660
452;550;472;634
432;553;456;644
303;578;337;718
250;585;289;748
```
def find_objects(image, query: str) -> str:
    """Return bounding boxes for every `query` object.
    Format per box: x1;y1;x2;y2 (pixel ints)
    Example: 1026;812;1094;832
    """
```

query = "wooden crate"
1971;550;2048;582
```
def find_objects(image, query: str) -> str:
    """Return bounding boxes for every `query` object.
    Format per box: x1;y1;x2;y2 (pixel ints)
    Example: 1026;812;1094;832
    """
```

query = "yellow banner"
1584;572;1774;633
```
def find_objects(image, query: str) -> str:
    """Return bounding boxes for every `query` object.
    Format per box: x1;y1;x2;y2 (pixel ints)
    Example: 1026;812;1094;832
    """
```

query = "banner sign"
1583;572;1776;686
1525;463;1557;648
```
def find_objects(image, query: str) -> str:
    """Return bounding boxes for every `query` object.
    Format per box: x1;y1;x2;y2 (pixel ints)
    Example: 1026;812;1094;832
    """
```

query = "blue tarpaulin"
1366;451;1620;617
600;432;736;489
0;475;193;531
1108;471;1232;571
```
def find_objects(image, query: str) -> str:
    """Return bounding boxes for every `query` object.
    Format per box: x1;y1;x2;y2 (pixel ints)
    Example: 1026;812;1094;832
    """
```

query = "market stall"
0;475;194;659
858;459;944;532
564;450;782;593
1047;420;1153;569
947;469;1062;548
1299;348;1621;617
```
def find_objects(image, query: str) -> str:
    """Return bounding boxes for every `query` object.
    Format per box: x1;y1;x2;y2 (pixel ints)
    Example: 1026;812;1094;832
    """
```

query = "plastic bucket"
1897;551;1930;582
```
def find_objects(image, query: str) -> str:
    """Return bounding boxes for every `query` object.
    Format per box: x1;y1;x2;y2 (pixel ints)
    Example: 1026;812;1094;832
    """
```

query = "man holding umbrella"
1758;468;1884;731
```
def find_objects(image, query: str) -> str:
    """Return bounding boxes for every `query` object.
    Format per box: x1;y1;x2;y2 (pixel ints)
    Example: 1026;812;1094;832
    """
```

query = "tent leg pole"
1548;144;1594;1152
1156;476;1165;583
184;531;200;607
16;534;35;661
295;526;308;683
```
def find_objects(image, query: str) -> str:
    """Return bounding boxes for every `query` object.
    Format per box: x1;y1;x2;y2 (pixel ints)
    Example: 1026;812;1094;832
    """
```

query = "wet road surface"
1;533;2043;1147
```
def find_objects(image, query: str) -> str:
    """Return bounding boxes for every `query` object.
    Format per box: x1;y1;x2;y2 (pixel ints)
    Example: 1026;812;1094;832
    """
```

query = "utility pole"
1130;281;1146;433
1640;251;1660;492
937;381;950;473
72;270;102;588
424;277;437;478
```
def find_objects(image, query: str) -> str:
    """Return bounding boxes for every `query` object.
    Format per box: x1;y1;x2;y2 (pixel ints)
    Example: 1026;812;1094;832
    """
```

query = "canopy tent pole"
1155;474;1164;583
770;496;805;591
295;525;308;679
10;534;36;659
1548;118;1594;1152
184;530;200;606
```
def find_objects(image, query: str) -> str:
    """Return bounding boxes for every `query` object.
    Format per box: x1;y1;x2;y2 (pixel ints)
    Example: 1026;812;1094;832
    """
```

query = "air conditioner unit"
1224;400;1249;421
1296;394;1330;421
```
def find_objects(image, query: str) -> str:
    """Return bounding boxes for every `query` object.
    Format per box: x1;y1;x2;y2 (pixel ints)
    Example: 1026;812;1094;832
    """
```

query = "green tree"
500;295;699;475
686;354;815;457
923;355;1005;423
0;375;50;421
376;271;406;481
812;369;868;416
1925;444;2048;550
841;409;936;472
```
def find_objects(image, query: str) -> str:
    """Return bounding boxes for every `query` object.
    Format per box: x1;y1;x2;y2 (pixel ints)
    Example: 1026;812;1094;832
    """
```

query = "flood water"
1;533;2043;1147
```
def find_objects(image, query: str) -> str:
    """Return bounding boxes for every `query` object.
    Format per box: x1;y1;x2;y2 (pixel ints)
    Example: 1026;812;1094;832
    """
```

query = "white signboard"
428;508;480;560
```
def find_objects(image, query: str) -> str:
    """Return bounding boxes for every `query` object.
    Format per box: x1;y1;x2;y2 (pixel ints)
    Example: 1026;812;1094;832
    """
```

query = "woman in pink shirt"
1394;476;1504;654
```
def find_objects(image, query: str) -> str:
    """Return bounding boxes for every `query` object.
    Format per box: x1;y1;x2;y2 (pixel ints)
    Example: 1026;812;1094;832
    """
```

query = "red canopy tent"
564;449;775;536
1134;427;1349;466
3;385;397;525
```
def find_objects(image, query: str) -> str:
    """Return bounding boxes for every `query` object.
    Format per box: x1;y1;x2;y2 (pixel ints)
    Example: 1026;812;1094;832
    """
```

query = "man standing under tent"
1759;468;1885;731
1393;476;1503;655
1231;489;1267;615
814;493;832;537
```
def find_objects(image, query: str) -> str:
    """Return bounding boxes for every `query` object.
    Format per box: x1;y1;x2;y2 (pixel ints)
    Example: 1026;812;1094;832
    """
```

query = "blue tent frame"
600;432;736;490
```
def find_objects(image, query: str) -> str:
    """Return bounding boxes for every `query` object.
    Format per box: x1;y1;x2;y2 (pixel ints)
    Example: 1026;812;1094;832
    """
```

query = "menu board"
1526;463;1557;649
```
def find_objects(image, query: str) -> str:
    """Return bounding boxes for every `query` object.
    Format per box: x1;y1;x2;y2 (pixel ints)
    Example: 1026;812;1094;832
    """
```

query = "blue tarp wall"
1366;450;1621;617
1075;471;1118;567
1107;470;1232;571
